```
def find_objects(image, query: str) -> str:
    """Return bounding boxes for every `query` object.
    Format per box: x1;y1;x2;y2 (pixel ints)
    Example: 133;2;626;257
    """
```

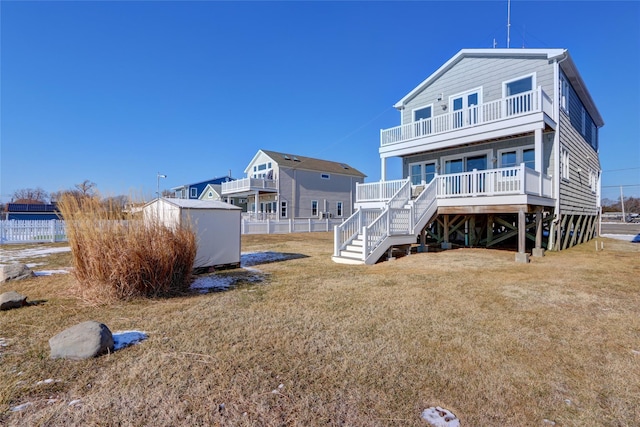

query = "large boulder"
0;291;28;310
49;321;114;360
0;264;35;283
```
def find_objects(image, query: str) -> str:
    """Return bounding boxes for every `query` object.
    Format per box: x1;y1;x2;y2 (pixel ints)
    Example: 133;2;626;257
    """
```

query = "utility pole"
620;186;626;223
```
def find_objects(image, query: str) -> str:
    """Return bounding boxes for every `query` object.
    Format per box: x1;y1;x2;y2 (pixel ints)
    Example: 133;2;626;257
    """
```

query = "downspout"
550;50;569;250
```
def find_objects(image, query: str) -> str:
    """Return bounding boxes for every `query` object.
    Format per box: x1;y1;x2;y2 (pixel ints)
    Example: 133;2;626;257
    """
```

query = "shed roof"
146;198;241;210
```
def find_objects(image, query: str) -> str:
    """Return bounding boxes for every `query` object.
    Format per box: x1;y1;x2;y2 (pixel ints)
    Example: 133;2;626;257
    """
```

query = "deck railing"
436;165;552;198
356;179;407;203
381;87;552;147
221;177;277;194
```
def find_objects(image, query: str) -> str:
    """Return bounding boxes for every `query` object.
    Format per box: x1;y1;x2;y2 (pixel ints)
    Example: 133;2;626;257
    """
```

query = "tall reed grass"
58;195;196;302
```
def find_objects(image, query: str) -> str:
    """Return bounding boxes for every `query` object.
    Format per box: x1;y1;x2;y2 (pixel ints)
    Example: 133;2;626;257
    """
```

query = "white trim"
502;72;536;98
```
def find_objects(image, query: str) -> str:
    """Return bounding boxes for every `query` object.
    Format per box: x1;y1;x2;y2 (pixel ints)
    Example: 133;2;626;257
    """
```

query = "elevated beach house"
221;149;366;220
333;48;603;264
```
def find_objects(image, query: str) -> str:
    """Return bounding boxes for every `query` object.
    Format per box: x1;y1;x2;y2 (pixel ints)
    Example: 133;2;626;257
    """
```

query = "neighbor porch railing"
221;177;278;194
381;87;553;146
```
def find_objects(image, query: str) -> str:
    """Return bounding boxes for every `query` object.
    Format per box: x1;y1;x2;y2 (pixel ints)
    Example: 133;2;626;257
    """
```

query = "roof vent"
293;156;300;162
282;154;291;160
340;163;350;169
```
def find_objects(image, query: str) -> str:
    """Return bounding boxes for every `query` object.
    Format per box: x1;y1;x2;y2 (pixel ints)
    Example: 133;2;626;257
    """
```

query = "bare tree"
75;180;97;197
12;187;50;204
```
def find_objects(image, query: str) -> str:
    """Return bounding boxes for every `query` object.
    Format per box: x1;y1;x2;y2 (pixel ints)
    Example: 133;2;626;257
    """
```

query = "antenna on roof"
507;0;511;48
493;38;497;48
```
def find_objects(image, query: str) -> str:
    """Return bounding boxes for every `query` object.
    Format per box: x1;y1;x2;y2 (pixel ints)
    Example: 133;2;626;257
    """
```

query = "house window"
337;202;343;217
413;106;432;121
498;146;535;169
281;201;287;218
503;74;535;116
208;191;213;198
500;151;518;168
311;200;318;216
561;148;570;181
589;170;597;193
174;190;182;198
409;162;437;185
229;199;234;205
504;74;534;97
321;173;330;179
523;148;535;169
190;188;197;198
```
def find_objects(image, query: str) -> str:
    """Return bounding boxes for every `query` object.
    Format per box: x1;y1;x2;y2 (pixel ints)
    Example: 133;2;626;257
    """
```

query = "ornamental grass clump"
58;195;196;303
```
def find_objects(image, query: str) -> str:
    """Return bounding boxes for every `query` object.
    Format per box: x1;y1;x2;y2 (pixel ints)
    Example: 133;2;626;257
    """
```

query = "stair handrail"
363;206;390;259
410;178;438;234
388;179;412;209
334;208;384;256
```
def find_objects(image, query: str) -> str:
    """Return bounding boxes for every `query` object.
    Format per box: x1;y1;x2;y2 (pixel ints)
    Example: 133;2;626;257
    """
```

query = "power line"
602;184;640;188
602;167;640;172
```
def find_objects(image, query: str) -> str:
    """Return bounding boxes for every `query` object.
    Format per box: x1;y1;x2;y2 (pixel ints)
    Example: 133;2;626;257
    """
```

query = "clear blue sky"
1;1;639;202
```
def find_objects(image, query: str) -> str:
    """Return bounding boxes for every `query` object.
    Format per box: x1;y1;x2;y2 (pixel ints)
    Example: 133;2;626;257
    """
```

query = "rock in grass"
0;291;28;310
49;321;114;360
0;264;35;283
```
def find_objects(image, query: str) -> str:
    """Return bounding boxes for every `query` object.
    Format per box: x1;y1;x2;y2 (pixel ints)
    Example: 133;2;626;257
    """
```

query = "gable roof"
247;149;366;178
394;48;603;127
171;176;234;192
147;198;241;210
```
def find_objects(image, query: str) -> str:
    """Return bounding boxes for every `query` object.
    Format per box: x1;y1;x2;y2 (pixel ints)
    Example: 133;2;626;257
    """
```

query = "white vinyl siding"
401;56;554;126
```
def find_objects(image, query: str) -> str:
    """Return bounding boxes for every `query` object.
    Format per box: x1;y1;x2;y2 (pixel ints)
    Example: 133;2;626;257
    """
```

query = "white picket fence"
1;220;67;244
0;218;343;243
241;218;344;235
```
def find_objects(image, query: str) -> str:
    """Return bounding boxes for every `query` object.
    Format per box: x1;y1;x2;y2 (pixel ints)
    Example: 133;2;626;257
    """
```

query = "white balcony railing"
381;87;553;147
221;177;278;194
356;165;553;204
355;179;407;203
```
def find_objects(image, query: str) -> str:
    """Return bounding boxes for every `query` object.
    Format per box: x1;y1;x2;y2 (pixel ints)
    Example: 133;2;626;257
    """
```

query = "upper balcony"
221;177;278;196
380;87;555;157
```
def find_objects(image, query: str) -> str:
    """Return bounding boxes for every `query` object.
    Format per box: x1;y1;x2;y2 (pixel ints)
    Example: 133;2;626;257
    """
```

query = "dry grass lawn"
1;234;639;426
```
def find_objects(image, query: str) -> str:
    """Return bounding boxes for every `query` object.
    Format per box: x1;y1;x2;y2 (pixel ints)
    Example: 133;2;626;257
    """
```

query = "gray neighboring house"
333;48;604;264
221;149;366;220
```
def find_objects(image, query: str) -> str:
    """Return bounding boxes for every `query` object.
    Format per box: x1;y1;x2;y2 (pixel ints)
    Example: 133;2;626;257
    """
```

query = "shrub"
58;195;196;303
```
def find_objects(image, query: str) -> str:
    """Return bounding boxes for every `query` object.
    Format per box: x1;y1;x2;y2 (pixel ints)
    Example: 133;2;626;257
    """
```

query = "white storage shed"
143;198;242;269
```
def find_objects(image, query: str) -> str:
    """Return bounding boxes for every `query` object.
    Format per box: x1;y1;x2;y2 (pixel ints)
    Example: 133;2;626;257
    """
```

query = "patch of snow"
34;269;70;276
26;262;46;268
241;251;293;267
0;246;71;263
0;338;7;347
191;275;235;292
10;402;32;412
543;419;556;425
421;407;460;427
632;349;640;355
36;378;57;385
601;234;640;243
68;399;82;406
112;331;148;351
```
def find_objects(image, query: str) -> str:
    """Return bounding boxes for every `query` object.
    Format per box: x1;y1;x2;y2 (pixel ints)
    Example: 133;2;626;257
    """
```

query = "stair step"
339;250;363;260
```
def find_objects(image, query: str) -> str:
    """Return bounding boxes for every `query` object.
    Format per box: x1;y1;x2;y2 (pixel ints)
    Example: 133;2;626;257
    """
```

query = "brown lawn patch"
1;234;639;425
